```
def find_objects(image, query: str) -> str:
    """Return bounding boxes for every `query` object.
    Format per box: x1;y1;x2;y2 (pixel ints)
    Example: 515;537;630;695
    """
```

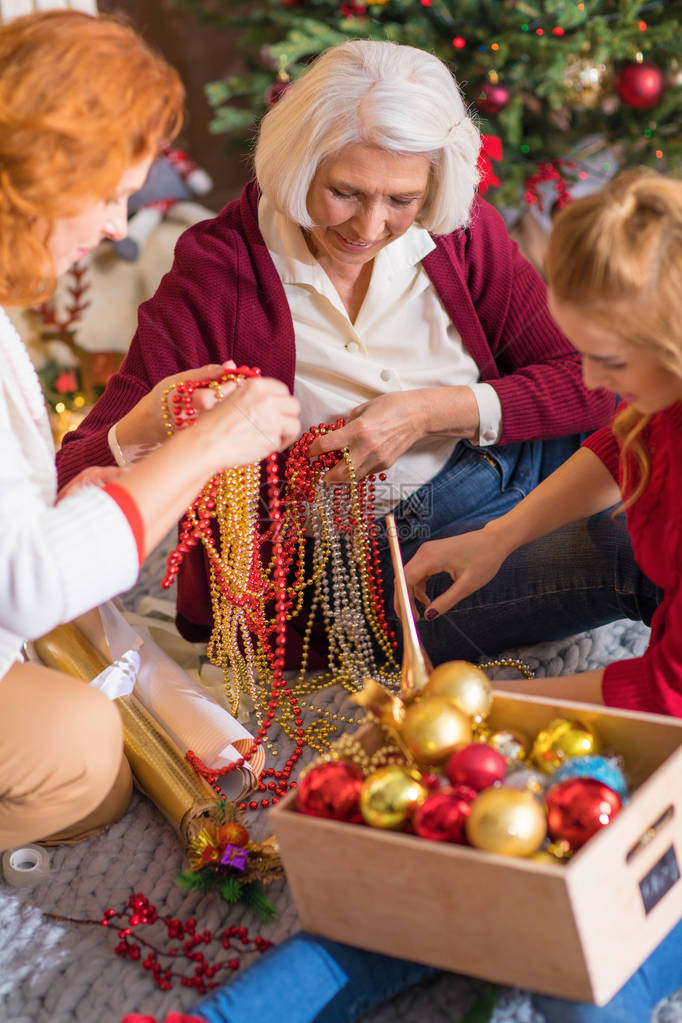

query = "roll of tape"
1;844;50;888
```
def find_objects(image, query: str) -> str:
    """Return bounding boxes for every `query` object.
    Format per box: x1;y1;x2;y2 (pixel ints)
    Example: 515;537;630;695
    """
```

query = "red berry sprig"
46;892;273;995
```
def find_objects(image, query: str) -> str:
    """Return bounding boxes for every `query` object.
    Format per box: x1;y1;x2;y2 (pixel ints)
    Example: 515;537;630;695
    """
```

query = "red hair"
0;10;185;305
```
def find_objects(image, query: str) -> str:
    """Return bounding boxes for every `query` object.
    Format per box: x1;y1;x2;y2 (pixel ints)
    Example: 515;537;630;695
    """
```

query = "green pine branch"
175;0;682;210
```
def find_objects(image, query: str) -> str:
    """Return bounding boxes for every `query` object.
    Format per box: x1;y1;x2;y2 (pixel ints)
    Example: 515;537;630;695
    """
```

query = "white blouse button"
380;368;394;382
345;340;360;352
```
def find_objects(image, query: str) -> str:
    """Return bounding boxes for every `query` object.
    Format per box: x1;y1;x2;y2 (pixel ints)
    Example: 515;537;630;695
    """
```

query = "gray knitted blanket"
1;538;679;1023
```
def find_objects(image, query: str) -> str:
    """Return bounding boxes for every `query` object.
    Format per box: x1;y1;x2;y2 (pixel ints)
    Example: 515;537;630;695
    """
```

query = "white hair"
254;40;481;235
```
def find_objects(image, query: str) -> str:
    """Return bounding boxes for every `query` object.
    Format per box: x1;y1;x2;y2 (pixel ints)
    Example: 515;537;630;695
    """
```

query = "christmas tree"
174;0;680;212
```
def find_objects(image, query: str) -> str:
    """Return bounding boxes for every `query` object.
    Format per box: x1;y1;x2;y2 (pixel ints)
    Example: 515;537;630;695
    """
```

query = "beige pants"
0;661;132;850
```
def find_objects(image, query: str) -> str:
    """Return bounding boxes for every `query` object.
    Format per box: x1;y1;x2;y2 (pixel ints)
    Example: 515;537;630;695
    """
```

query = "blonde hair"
0;10;184;306
546;169;682;506
254;40;480;235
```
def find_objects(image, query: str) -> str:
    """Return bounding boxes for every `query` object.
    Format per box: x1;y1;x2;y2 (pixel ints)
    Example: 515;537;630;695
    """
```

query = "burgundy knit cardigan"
58;180;613;641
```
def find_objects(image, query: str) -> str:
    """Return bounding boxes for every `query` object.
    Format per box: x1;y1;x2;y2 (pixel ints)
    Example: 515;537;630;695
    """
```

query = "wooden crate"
270;692;682;1005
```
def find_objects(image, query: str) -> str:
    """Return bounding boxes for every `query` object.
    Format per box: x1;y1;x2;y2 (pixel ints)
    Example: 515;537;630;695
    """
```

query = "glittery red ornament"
476;83;510;115
265;81;291;108
412;786;476;843
296;762;365;822
446;742;507;792
616;60;665;110
545;777;622;850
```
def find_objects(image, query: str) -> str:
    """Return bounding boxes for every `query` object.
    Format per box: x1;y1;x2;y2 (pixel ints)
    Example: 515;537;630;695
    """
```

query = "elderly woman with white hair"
57;39;651;665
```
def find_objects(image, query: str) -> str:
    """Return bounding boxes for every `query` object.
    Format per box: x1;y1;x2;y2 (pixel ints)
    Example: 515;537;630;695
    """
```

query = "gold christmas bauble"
400;696;472;766
466;787;547;857
423;661;493;723
530;718;601;775
487;728;531;764
360;765;429;829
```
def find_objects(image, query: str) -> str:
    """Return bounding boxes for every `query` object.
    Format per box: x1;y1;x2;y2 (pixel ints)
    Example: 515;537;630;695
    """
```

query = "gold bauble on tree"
400;697;472;766
360;765;429;830
466;787;547;858
530;718;601;775
423;661;493;723
563;55;611;109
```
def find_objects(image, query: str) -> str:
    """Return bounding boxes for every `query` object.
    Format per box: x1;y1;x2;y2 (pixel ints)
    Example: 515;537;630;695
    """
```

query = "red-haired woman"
0;10;300;850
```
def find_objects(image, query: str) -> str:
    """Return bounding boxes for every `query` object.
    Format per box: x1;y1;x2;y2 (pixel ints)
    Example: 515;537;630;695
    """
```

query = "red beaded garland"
160;371;397;811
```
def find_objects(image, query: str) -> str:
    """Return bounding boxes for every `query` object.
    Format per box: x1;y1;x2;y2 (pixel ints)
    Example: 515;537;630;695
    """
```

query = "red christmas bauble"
265;81;291;109
412;786;476;843
296;761;364;822
476;83;510;116
545;777;622;850
446;743;507;792
616;60;665;110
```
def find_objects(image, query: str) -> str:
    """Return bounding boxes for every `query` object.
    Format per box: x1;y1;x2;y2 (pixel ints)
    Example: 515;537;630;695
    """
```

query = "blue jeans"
196;919;682;1022
376;436;660;665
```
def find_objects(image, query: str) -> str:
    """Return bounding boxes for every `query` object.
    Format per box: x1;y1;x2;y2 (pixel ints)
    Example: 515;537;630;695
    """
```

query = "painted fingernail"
425;608;439;621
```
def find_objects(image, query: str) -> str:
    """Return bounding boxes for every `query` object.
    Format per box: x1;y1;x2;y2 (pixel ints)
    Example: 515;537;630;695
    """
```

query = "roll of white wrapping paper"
85;603;265;796
1;845;50;888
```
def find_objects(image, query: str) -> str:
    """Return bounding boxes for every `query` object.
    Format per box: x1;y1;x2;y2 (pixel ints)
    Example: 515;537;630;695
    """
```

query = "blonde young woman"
0;10;300;850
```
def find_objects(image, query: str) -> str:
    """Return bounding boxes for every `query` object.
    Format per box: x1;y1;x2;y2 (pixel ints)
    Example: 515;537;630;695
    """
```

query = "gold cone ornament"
384;513;429;697
33;622;217;845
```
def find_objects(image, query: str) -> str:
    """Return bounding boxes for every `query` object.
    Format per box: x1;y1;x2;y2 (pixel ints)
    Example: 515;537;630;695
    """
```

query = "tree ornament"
360;765;429;829
446;743;506;792
296;761;365;822
264;78;291;109
530;718;601;775
545;777;622;851
413;787;475;843
486;727;531;764
476;82;510;115
400;696;472;766
563;56;609;109
552;755;628;802
616;60;665;110
466;787;547;858
423;660;492;722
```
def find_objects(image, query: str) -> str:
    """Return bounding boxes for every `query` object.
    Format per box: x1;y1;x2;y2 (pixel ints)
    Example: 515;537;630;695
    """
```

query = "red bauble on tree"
476;83;510;115
296;761;365;822
616;60;665;110
265;80;291;109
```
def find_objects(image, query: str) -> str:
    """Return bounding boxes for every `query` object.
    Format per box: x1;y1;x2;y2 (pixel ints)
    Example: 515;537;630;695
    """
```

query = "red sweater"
584;403;682;716
58;180;613;641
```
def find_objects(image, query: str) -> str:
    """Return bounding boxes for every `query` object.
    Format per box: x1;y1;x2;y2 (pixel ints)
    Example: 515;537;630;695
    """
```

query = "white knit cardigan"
0;309;139;678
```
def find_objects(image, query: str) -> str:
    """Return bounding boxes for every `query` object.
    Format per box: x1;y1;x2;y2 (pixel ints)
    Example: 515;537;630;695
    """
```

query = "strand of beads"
159;374;399;808
160;371;307;807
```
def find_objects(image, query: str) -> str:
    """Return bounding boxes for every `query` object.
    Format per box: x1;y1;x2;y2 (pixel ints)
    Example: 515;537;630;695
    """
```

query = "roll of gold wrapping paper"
33;623;217;845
